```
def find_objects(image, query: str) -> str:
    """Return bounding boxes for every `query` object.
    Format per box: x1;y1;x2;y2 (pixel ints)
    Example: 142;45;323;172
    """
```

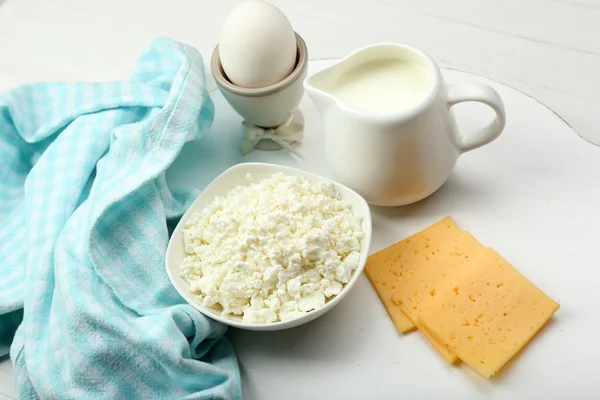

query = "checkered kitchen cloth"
0;38;241;399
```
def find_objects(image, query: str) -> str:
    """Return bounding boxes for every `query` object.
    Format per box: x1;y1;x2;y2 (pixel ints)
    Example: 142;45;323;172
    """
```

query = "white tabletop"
170;64;600;400
1;0;599;398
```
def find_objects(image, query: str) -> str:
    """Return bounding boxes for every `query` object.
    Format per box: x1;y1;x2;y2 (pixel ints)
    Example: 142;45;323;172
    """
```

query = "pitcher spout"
303;56;358;115
303;48;376;116
303;76;337;115
304;86;334;115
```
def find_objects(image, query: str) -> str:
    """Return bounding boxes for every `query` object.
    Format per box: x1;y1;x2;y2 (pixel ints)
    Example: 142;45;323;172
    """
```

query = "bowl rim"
165;162;373;330
210;32;308;98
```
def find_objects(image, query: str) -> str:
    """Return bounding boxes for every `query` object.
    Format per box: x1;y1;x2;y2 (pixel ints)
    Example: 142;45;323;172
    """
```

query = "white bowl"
165;162;372;331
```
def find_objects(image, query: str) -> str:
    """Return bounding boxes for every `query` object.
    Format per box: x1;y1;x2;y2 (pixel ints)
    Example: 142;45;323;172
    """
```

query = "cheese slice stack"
365;217;461;334
366;217;559;378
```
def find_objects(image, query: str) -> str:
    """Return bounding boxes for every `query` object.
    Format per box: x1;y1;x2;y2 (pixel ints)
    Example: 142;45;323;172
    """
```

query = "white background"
1;0;599;399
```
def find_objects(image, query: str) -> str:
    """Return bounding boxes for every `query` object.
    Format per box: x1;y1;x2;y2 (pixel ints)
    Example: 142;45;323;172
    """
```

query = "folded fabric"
0;37;241;399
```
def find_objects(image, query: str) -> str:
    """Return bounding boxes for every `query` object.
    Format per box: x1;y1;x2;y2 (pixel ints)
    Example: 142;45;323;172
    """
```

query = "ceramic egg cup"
211;32;308;151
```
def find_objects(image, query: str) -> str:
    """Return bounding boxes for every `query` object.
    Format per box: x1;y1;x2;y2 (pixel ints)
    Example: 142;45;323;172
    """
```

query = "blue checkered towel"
0;38;241;399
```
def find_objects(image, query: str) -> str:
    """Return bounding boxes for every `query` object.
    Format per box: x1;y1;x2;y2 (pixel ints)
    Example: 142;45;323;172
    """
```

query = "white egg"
219;0;297;88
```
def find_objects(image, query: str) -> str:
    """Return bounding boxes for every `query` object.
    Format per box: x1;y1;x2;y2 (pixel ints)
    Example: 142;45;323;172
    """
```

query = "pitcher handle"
447;83;506;153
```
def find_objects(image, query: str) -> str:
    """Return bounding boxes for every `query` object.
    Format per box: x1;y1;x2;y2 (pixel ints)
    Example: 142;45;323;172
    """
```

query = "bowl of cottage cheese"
165;162;372;330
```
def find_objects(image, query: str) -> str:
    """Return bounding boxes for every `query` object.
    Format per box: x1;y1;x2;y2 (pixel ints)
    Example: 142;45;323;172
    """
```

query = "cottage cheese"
180;172;365;324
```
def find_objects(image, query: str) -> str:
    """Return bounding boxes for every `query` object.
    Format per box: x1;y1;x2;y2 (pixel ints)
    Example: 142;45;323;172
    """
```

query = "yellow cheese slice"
393;231;486;323
419;248;559;378
392;231;486;363
418;323;458;364
365;216;461;333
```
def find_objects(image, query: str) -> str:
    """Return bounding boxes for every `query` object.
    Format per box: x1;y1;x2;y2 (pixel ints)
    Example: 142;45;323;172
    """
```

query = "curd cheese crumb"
180;172;365;324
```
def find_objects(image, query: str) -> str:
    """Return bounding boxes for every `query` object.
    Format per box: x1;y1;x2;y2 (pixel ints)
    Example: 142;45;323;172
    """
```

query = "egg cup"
211;32;308;153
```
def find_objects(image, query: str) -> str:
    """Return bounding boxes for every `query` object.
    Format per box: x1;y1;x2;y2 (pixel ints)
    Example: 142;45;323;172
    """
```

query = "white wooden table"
1;0;599;398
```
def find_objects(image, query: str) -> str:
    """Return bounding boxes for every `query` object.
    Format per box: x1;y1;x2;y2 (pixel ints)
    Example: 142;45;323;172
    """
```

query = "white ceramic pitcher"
304;43;506;206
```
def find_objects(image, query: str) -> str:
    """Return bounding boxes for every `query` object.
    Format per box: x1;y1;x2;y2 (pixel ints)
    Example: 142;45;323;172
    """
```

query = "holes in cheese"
366;217;559;378
391;231;486;363
419;248;559;378
365;217;461;333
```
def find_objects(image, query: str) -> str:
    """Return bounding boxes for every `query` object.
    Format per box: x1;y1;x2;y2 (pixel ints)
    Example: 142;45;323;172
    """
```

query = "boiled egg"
219;0;297;88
